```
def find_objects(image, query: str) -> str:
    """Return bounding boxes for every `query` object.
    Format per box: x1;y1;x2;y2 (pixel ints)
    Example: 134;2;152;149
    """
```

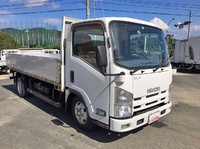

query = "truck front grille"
132;90;168;114
146;93;158;98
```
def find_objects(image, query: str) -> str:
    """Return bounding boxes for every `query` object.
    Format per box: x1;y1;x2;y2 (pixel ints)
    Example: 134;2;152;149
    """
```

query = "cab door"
67;22;110;125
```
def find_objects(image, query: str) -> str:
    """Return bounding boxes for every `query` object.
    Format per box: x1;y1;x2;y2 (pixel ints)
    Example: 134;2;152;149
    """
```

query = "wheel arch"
65;89;85;113
15;72;29;84
65;88;93;115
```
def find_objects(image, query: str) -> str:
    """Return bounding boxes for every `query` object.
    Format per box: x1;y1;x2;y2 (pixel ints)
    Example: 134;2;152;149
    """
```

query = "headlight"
119;105;132;117
114;87;133;118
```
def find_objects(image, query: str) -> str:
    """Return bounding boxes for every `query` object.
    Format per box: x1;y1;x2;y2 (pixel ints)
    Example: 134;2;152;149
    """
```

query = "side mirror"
96;45;107;68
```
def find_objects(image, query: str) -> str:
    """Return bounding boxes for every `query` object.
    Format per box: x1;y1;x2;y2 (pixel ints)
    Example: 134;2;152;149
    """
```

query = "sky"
0;0;200;39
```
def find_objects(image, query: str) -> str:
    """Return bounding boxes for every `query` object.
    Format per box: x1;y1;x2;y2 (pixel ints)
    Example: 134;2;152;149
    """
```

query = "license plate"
148;111;159;124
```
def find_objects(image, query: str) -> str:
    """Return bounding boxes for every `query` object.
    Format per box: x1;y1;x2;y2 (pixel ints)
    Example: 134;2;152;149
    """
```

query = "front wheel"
71;96;95;131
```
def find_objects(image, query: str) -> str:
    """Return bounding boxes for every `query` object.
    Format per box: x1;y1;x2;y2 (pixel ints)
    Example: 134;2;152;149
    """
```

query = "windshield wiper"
153;57;170;72
130;62;154;75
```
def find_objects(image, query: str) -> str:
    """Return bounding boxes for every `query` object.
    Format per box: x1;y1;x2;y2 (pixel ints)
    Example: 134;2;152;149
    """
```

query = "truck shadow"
3;84;145;143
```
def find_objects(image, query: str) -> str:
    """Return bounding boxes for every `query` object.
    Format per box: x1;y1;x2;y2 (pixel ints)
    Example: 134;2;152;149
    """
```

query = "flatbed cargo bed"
7;53;61;87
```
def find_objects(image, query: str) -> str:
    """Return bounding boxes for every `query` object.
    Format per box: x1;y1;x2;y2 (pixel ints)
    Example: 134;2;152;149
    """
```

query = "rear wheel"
71;96;95;131
17;77;27;98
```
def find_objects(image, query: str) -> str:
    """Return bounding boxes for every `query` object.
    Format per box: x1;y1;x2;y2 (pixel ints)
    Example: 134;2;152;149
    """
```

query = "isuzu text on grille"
147;87;160;93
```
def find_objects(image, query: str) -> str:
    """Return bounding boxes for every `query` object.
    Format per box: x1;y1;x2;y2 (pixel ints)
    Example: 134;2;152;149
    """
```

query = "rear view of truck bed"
7;53;61;87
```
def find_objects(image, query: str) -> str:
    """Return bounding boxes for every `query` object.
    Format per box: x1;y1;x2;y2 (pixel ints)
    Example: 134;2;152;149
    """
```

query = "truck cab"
62;17;172;132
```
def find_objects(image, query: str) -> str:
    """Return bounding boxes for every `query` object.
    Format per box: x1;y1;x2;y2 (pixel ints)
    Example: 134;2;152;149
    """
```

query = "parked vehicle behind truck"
0;49;19;74
171;36;200;70
0;50;7;73
7;17;172;132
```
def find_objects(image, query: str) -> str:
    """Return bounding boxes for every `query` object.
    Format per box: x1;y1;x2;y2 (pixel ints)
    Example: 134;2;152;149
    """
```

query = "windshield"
109;21;169;69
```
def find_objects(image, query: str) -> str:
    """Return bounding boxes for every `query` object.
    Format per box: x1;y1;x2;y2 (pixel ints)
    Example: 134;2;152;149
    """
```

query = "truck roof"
176;36;200;41
70;17;161;30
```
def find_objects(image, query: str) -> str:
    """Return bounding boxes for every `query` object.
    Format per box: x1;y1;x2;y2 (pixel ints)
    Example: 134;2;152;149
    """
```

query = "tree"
0;32;19;50
167;36;175;57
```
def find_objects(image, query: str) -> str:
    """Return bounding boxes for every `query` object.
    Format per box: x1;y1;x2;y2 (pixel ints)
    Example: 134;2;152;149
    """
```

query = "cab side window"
73;24;105;68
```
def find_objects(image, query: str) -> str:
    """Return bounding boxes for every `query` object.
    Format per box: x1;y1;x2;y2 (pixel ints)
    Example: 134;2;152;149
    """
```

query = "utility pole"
187;10;192;39
86;0;89;19
93;0;95;19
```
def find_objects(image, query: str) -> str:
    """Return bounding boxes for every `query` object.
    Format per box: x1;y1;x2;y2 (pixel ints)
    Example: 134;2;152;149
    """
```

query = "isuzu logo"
147;87;160;93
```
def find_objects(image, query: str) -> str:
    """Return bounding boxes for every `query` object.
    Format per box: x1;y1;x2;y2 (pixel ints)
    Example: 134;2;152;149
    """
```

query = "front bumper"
110;101;172;132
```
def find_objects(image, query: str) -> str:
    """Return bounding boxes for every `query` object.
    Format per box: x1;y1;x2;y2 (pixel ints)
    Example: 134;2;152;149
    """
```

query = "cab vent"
134;97;141;101
146;100;157;106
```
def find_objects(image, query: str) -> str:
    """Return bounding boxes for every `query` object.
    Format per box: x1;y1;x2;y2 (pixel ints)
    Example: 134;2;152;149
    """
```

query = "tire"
71;96;95;131
5;69;10;74
16;77;28;98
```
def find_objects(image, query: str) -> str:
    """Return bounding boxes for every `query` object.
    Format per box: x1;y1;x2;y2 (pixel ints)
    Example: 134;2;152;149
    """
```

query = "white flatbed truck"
0;50;9;73
0;57;7;73
0;49;19;74
7;17;172;132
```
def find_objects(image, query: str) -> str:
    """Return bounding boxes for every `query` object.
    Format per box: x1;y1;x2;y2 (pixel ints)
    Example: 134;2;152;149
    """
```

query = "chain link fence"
0;21;60;47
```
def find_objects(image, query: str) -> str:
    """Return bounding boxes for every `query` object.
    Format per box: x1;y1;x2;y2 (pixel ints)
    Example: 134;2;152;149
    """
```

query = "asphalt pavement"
0;71;199;149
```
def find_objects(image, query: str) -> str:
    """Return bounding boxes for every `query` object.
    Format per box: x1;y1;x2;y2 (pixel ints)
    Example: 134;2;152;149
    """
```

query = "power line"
0;0;62;8
1;7;198;17
112;0;200;10
148;0;200;8
1;3;200;18
130;0;200;7
1;1;82;11
95;8;190;17
101;1;191;12
0;8;85;15
114;0;200;8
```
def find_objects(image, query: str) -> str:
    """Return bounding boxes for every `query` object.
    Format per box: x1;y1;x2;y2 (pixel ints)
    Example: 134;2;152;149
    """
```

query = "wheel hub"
17;80;22;95
74;101;87;124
